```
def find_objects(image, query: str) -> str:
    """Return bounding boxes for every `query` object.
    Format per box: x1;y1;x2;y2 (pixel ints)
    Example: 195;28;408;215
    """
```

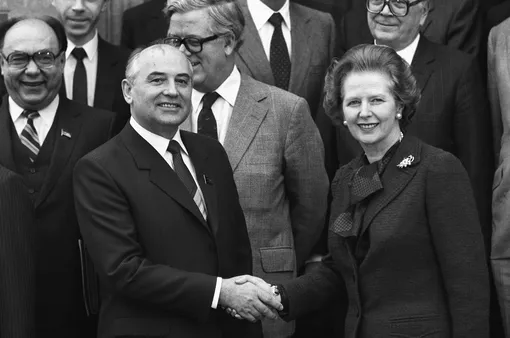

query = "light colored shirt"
375;34;421;65
65;30;99;107
247;0;292;61
191;66;241;145
9;95;59;146
129;117;222;308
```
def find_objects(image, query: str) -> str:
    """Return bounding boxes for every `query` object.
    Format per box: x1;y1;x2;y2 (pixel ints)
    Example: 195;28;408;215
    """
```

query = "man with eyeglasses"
53;0;131;135
234;0;336;120
165;0;329;337
0;16;115;338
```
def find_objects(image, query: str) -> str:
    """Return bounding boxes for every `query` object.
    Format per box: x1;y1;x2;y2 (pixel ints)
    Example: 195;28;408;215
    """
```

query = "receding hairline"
3;18;58;48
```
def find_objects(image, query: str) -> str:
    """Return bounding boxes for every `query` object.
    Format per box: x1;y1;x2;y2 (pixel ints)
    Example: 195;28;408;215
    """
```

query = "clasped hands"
218;275;282;322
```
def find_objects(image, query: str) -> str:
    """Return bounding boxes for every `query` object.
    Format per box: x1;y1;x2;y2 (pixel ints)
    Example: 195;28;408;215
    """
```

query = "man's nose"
71;0;85;11
24;59;41;75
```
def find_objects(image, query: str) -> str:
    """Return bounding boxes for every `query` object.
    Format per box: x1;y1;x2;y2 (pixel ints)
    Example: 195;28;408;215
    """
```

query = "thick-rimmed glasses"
366;0;427;17
163;35;223;53
1;50;64;69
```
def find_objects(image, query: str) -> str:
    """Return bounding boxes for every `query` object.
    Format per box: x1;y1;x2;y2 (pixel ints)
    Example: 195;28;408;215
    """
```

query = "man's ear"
419;2;430;27
121;79;133;105
223;33;236;56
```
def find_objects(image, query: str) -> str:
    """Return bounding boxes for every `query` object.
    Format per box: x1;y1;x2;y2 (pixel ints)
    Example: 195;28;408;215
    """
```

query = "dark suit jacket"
486;0;510;29
283;136;490;338
338;0;482;57
0;95;115;338
235;0;336;119
320;36;494;247
121;0;168;50
62;37;131;134
290;0;354;25
73;124;262;338
0;166;35;338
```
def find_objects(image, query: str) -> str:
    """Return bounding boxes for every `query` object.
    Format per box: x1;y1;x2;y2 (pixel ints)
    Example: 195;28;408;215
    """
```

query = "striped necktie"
20;110;40;163
167;140;208;220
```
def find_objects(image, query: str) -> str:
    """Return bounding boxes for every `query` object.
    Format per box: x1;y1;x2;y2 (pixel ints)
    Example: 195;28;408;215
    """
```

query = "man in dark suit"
73;43;282;338
0;165;35;338
290;0;354;25
121;0;168;49
0;16;115;338
338;0;483;57
53;0;131;134
235;0;336;119
320;0;493;245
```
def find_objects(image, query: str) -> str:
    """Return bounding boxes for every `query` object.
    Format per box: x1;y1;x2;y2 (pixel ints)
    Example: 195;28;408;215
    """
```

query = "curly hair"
323;44;420;132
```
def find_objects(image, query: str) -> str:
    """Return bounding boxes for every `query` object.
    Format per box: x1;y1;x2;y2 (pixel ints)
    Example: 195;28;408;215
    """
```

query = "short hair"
0;15;68;53
323;44;420;131
125;40;192;84
163;0;245;49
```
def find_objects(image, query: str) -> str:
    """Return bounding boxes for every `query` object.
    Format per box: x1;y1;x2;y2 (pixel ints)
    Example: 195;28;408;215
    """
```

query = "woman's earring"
343;120;348;126
396;113;402;120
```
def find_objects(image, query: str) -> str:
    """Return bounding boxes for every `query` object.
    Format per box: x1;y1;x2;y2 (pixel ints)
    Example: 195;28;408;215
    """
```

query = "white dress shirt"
375;34;421;65
191;66;241;145
129;117;222;308
65;30;99;107
247;0;292;60
9;95;59;146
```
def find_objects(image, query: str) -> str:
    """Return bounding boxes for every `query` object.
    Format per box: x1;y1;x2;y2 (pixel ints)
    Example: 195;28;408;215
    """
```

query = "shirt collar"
374;34;420;65
9;94;60;124
66;30;99;62
192;66;241;111
129;117;188;158
247;0;291;31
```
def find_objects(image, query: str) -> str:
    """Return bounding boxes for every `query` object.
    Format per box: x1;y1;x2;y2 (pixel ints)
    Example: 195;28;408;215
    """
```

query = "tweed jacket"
283;136;490;338
488;16;510;338
235;0;336;119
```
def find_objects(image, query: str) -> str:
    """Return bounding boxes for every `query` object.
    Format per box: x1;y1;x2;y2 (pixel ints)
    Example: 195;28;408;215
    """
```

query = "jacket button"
29;168;36;174
28;188;35;194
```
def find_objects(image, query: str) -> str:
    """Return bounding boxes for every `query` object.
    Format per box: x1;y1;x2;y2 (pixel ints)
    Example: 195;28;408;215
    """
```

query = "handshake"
218;275;283;323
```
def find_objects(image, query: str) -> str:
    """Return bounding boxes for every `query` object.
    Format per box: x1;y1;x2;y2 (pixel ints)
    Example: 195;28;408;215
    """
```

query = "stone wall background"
0;0;151;45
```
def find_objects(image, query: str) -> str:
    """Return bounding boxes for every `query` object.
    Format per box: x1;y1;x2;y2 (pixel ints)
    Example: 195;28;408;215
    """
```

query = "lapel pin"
203;174;213;185
397;155;415;168
61;129;72;139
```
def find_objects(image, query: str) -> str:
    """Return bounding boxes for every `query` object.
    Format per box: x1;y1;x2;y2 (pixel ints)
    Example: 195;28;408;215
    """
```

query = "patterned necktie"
269;13;291;90
72;47;88;105
197;92;220;140
20;110;40;163
167;140;207;220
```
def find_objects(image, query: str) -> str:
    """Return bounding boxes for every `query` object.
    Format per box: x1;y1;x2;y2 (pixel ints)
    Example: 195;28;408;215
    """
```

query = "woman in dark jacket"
237;44;490;337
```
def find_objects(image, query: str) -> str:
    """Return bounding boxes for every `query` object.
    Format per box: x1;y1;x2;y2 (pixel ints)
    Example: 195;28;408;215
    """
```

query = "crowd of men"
1;0;510;337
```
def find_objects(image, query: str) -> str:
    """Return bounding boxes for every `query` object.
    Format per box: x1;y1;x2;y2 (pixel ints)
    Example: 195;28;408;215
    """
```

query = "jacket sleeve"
284;97;329;269
73;156;217;324
426;152;490;337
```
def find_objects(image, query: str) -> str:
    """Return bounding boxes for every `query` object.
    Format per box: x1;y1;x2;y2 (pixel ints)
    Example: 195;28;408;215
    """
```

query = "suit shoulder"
292;2;334;23
78;135;122;167
99;37;131;60
420;143;466;175
245;76;304;103
123;0;165;19
429;40;474;67
77;103;116;121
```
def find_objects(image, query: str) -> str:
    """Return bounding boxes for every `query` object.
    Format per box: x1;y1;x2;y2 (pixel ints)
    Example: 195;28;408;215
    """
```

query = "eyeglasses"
163;35;223;53
1;50;64;69
366;0;427;17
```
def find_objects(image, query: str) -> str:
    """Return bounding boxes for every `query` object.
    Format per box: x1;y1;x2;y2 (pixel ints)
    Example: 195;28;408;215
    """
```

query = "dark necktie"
72;47;88;105
269;13;291;90
167;140;207;219
197;92;220;140
20;110;40;163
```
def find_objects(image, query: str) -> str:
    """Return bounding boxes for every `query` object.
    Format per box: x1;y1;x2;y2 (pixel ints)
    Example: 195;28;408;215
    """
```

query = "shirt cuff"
211;277;222;309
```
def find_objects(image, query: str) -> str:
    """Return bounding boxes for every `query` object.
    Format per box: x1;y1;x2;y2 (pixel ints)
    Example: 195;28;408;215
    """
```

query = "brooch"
397;155;415;168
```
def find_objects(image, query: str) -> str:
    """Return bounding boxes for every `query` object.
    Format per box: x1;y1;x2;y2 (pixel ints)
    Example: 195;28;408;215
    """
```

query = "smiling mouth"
158;103;181;108
21;81;44;87
358;123;379;130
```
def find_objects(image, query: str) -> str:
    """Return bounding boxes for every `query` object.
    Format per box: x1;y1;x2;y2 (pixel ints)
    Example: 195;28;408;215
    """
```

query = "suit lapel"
411;37;435;94
288;3;312;93
94;38;117;110
36;97;82;208
0;97;16;171
360;136;422;236
120;125;211;234
236;0;275;85
181;132;219;237
223;75;269;172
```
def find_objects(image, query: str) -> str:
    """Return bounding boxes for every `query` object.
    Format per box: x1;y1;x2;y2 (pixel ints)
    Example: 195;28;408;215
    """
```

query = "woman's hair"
163;0;245;51
323;44;420;131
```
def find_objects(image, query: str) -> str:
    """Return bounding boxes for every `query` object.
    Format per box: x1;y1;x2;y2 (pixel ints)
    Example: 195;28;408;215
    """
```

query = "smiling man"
53;0;131;134
0;16;115;338
73;43;281;338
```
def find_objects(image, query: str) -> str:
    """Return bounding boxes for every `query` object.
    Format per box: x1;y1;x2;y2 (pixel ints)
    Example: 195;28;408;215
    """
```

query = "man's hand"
219;275;283;322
